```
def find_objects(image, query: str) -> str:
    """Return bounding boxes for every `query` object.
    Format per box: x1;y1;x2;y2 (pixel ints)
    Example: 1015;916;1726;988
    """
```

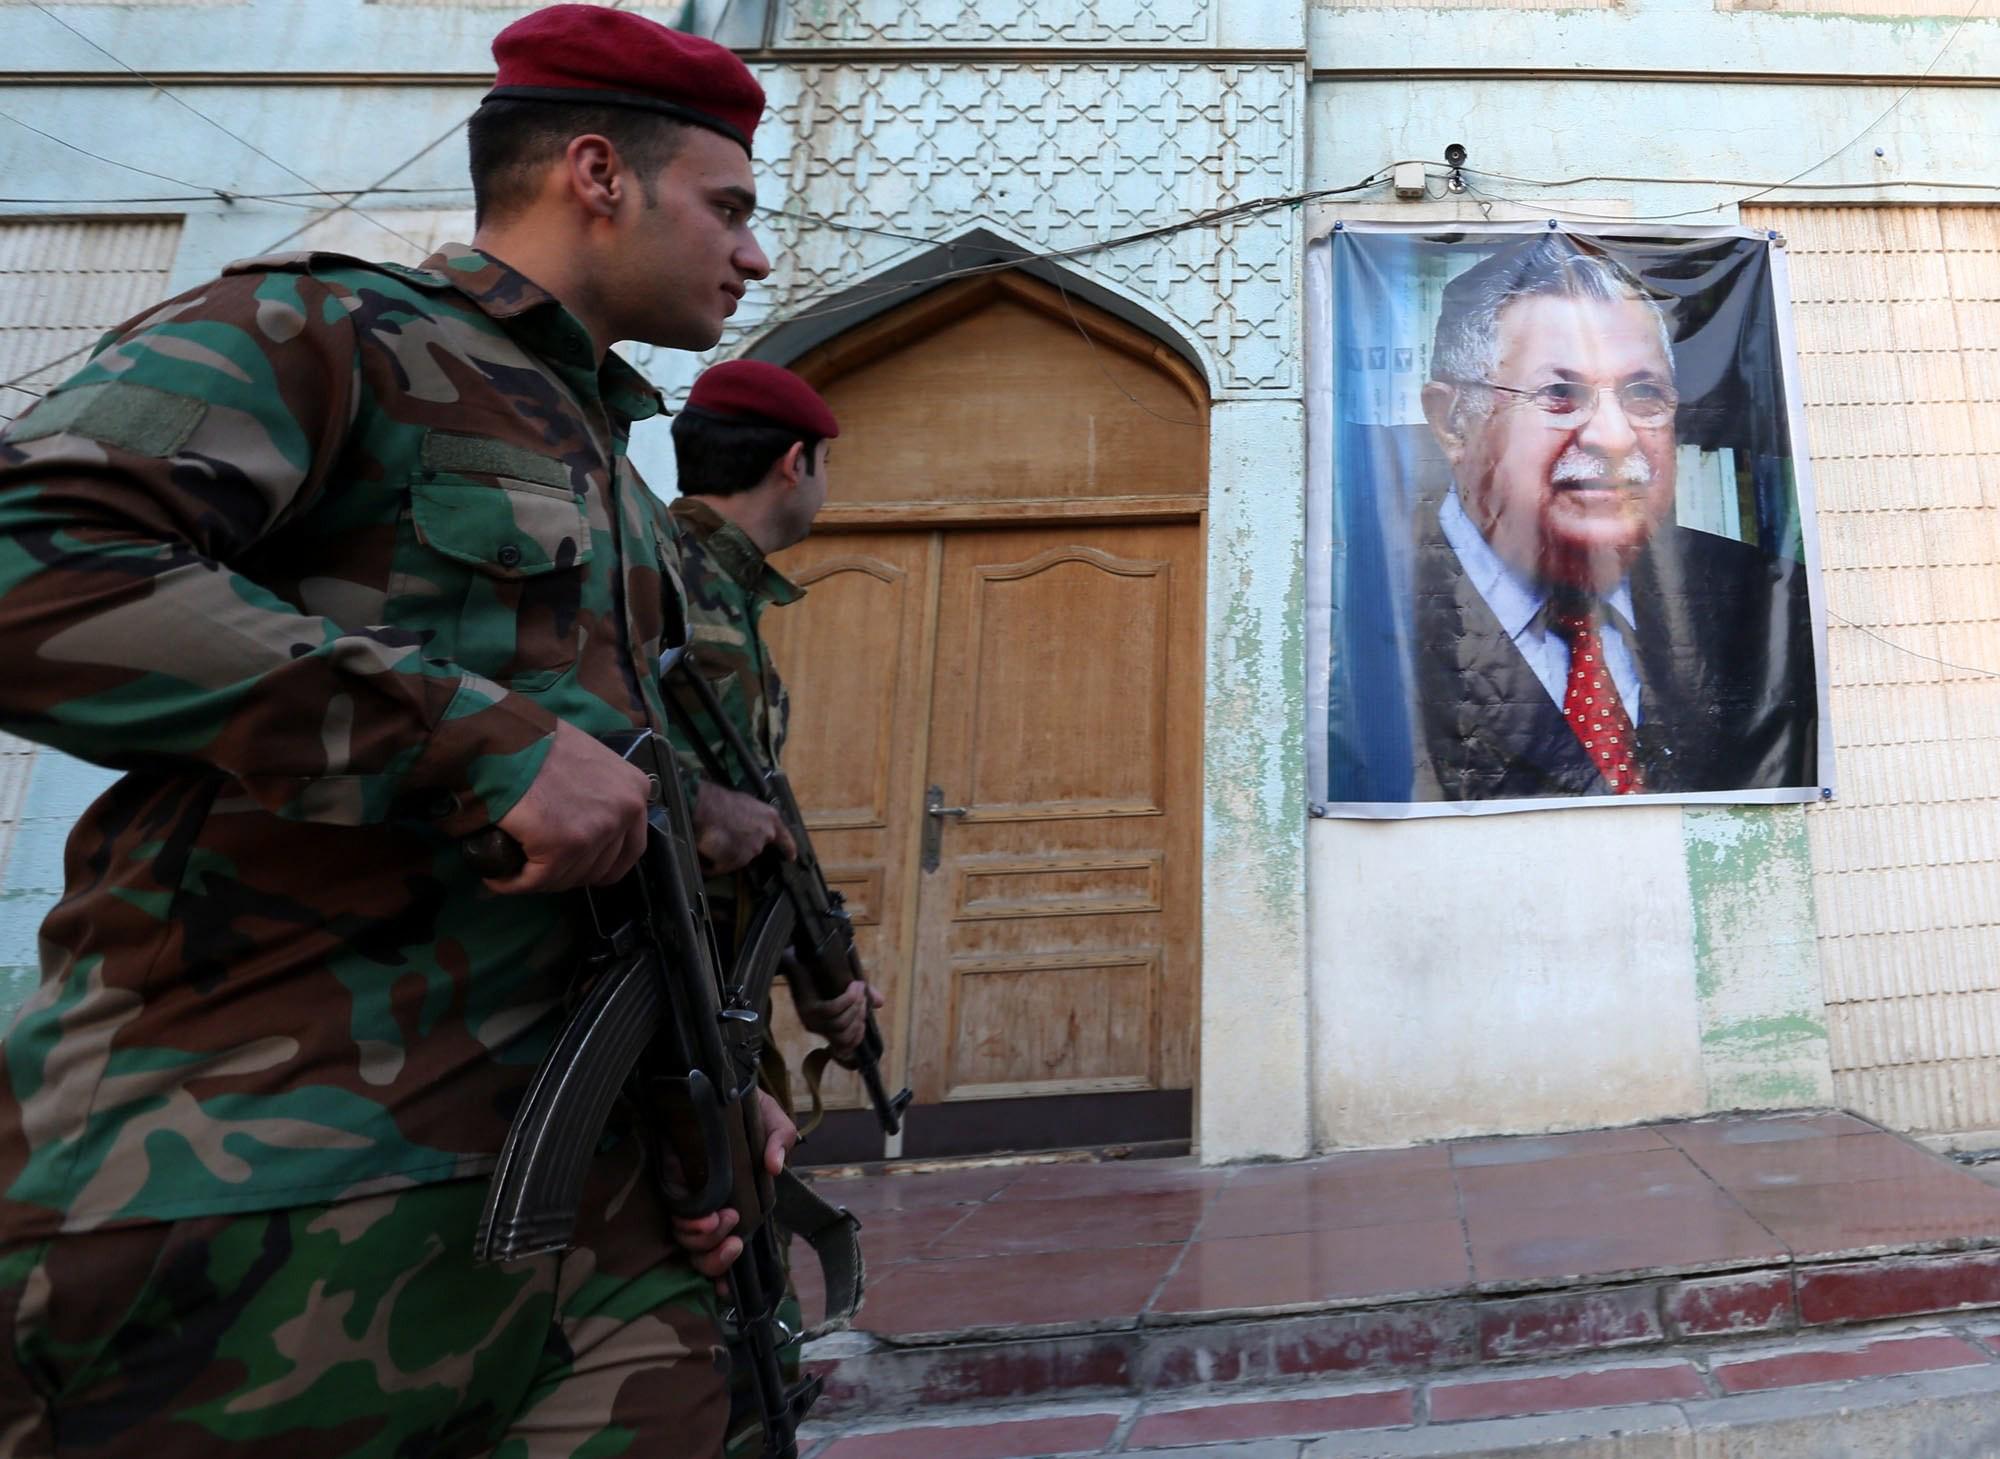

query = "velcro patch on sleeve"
10;381;207;458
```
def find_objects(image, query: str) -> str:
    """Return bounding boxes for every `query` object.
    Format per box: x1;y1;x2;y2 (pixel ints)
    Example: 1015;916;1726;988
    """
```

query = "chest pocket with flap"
406;433;596;691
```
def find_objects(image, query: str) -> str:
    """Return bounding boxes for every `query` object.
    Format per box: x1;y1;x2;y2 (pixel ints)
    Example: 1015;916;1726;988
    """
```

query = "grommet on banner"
1547;219;1559;229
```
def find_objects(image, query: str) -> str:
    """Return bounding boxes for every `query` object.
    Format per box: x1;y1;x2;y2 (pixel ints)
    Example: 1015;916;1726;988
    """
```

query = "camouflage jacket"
661;497;801;789
0;245;685;1237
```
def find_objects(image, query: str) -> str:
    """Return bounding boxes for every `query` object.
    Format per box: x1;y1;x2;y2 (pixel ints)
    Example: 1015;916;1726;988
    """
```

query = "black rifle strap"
774;1169;865;1339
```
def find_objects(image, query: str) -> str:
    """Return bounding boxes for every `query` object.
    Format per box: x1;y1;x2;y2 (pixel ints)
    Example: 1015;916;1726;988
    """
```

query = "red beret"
684;361;840;440
486;4;764;155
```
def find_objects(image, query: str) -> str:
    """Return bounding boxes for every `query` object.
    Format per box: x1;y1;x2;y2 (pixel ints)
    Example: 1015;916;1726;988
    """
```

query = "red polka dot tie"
1551;602;1645;795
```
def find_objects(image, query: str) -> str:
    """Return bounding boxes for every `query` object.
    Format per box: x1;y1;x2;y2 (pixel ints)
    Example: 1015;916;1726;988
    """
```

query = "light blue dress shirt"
1437;490;1645;725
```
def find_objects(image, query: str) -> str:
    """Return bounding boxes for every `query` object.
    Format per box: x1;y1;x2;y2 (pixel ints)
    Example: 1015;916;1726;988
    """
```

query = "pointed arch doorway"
758;270;1210;1163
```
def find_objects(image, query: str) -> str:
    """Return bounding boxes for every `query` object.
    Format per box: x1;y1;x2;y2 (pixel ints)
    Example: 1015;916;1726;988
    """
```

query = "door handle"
922;786;966;872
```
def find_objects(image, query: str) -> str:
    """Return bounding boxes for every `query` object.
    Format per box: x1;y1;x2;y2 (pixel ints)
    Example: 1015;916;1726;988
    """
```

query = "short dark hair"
1431;234;1672;390
671;409;820;497
467;98;688;226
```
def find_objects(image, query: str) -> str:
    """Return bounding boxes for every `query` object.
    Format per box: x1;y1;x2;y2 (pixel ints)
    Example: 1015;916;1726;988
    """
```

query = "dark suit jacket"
1412;502;1819;800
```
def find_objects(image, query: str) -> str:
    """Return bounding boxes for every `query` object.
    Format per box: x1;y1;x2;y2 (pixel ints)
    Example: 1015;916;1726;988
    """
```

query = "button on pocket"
411;475;594;578
407;471;594;691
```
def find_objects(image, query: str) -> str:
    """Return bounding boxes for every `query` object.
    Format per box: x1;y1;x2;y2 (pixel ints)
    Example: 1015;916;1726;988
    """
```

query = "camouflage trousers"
0;1138;728;1458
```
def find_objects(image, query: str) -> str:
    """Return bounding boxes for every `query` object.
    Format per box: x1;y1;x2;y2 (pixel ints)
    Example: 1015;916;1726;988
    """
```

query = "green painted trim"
1683;803;1834;1110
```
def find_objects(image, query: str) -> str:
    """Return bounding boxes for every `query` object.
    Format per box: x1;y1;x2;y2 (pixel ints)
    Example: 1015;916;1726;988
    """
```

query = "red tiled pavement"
993;1158;1233;1203
1427;1362;1706;1422
809;1165;1021;1216
1661;1111;1877;1151
1125;1388;1416;1446
817;1412;1122;1459
1454;1148;1713;1212
1451;1125;1673;1166
862;1244;1182;1337
799;1113;2000;1369
1232;1143;1454;1183
1152;1219;1470;1316
1711;1333;1989;1393
931;1189;1210;1258
1198;1167;1460;1240
1735;1173;2000;1259
1681;1131;1949;1192
1466;1189;1786;1285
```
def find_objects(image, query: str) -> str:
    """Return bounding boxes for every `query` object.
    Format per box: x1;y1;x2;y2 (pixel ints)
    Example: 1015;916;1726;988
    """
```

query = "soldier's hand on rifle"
791;974;886;1064
670;1090;799;1284
487;720;651;894
693;781;796;875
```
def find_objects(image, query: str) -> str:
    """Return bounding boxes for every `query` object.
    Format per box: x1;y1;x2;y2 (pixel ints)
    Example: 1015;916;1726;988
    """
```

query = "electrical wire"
0;173;1384;403
250;117;470;255
0;106;229;198
1046;270;1205;428
1419;0;1993;225
27;2;423;252
743;177;1389;337
1827;611;2000;680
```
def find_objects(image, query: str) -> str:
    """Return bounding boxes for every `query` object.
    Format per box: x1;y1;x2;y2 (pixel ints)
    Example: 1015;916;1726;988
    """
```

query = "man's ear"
773;441;808;489
1421;381;1469;466
563;134;623;219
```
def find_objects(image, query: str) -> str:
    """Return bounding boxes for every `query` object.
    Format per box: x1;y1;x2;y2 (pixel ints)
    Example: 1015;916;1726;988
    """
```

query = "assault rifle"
661;653;912;1137
462;711;860;1459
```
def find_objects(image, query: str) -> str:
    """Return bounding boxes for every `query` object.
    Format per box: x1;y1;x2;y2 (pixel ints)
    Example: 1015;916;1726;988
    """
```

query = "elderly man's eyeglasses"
1450;378;1679;428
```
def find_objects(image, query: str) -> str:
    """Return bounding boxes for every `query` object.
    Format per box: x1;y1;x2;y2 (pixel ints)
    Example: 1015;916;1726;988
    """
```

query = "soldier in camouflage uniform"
663;361;881;1075
662;362;881;1459
0;7;803;1455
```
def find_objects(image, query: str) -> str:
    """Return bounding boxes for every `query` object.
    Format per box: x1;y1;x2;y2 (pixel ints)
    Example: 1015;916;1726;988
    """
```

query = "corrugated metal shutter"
0;218;181;942
0;216;182;428
1746;204;2000;1137
0;733;31;892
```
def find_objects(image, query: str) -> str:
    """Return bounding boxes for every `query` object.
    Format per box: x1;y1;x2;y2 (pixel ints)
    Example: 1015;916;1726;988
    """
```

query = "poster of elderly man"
1307;225;1833;815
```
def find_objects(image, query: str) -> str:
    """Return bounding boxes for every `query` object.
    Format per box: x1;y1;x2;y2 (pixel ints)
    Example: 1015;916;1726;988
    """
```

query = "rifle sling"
795;1046;833;1140
774;1168;865;1339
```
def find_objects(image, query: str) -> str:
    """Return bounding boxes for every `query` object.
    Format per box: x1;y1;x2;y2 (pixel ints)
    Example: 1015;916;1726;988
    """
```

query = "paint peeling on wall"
1683;804;1834;1108
1201;398;1311;1161
1208;517;1308;922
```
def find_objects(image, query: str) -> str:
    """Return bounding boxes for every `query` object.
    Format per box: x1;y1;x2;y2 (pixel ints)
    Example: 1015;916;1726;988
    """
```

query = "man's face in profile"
1440;294;1679;594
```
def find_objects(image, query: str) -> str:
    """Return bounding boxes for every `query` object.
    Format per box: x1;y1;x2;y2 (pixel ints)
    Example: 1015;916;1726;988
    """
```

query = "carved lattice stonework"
779;0;1213;45
701;62;1300;399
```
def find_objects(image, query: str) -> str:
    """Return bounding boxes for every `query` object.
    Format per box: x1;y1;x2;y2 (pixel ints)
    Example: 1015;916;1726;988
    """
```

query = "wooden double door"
762;521;1202;1159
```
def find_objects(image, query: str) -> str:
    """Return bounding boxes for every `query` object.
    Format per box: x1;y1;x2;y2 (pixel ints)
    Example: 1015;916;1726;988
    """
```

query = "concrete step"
805;1248;2000;1417
800;1316;2000;1457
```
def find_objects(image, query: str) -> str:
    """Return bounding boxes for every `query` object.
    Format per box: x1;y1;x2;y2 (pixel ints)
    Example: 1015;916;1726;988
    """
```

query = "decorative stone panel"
726;62;1302;398
780;0;1213;45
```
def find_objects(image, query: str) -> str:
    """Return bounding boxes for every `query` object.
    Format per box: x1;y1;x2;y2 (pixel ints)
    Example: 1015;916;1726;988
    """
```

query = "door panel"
909;523;1202;1107
760;532;939;1114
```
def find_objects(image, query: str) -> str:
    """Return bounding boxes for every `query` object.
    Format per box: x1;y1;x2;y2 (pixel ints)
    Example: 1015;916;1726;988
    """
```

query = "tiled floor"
795;1110;2000;1341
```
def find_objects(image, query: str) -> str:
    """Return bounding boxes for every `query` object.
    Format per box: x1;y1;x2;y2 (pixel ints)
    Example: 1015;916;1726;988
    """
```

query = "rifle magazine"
474;957;664;1263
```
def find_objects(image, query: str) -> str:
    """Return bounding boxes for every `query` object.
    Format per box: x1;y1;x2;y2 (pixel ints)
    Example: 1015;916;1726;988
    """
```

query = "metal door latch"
922;785;967;872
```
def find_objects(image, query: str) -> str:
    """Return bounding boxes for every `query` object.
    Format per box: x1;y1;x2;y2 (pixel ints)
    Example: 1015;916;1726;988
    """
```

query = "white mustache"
1552;446;1651;487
